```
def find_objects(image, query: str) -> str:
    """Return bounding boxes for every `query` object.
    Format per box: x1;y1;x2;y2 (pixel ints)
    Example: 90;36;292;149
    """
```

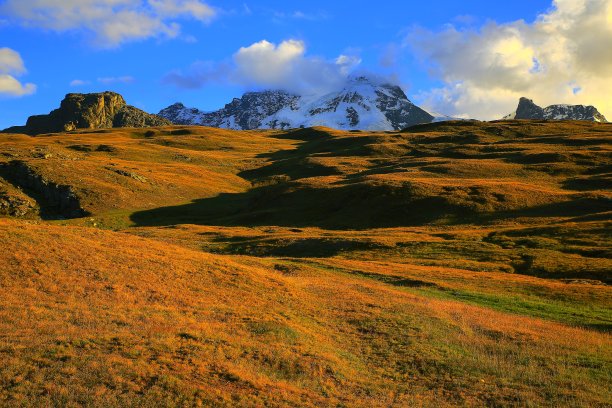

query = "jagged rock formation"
504;97;608;122
3;92;171;135
158;77;435;131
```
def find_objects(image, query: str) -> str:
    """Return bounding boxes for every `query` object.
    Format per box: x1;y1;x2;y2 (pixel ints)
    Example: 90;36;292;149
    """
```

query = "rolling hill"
0;120;610;407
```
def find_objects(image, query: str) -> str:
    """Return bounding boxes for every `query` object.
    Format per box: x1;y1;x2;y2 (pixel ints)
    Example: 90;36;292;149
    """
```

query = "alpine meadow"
0;1;610;407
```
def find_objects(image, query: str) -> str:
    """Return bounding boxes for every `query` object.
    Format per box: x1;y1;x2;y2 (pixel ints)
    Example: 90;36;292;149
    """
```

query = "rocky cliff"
3;92;171;135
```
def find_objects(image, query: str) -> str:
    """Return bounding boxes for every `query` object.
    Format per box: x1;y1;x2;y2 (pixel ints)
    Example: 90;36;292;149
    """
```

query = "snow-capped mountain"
503;97;608;122
159;77;436;131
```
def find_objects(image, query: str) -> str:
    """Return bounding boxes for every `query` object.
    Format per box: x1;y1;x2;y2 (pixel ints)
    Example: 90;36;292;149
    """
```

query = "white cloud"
97;76;135;84
70;77;135;86
0;47;26;75
69;79;91;87
0;48;36;97
335;54;362;76
232;40;306;89
0;0;217;48
270;9;329;22
287;10;328;21
163;39;362;95
407;0;612;120
149;0;215;21
0;75;36;96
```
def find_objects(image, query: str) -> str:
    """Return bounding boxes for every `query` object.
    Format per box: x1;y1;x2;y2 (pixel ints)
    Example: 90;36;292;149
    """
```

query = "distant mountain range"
2;85;608;136
159;76;442;131
503;97;608;122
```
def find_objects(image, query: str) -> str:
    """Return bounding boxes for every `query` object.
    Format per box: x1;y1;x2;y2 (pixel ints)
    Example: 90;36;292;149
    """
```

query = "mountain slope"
2;92;171;135
159;77;435;131
504;97;608;122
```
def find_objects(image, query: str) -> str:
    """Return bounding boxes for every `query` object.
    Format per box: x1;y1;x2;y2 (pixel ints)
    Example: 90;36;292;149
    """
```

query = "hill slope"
1;219;610;407
0;120;611;406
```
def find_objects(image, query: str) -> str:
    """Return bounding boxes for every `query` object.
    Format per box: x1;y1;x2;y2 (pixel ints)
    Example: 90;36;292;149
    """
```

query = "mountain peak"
158;76;435;131
515;97;545;119
345;74;393;87
348;75;375;85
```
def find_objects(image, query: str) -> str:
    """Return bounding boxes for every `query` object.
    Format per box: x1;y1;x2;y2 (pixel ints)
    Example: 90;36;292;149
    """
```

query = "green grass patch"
413;287;611;332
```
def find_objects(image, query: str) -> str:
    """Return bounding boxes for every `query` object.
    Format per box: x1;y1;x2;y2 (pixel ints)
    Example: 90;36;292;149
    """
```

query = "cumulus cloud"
0;0;217;48
163;39;362;95
0;47;26;75
407;0;612;119
0;48;36;97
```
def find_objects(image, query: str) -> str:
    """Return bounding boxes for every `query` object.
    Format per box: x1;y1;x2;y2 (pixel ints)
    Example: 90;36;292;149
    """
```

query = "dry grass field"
0;120;610;407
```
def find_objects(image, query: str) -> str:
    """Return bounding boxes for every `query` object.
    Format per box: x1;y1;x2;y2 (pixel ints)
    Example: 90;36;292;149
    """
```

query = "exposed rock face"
158;77;436;131
3;92;171;135
372;82;435;129
0;185;37;217
504;97;608;122
0;160;88;218
514;97;545;119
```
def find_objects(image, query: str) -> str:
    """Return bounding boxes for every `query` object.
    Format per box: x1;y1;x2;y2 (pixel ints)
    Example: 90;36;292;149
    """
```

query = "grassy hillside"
0;121;610;407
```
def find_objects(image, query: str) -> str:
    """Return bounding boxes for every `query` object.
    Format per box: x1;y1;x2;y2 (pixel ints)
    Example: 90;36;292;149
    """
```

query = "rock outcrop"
0;160;88;218
3;92;171;135
0;184;37;217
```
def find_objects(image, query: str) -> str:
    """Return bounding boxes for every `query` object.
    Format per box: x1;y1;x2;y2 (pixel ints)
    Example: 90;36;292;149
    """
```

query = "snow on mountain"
503;97;608;122
157;103;206;125
158;77;437;131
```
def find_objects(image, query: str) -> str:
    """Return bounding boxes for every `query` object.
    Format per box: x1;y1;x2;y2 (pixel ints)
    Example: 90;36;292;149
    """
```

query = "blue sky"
2;0;611;128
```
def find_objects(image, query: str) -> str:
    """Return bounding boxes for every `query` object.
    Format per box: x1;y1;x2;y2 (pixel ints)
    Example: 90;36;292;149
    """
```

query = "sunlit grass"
0;121;610;406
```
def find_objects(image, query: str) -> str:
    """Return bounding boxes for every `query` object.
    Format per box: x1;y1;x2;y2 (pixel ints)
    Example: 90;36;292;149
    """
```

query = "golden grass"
0;121;610;406
0;220;610;407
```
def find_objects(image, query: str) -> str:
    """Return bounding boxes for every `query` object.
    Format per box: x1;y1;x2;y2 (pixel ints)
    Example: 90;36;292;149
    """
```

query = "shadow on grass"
129;181;470;229
131;125;611;229
130;181;611;230
212;236;391;258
